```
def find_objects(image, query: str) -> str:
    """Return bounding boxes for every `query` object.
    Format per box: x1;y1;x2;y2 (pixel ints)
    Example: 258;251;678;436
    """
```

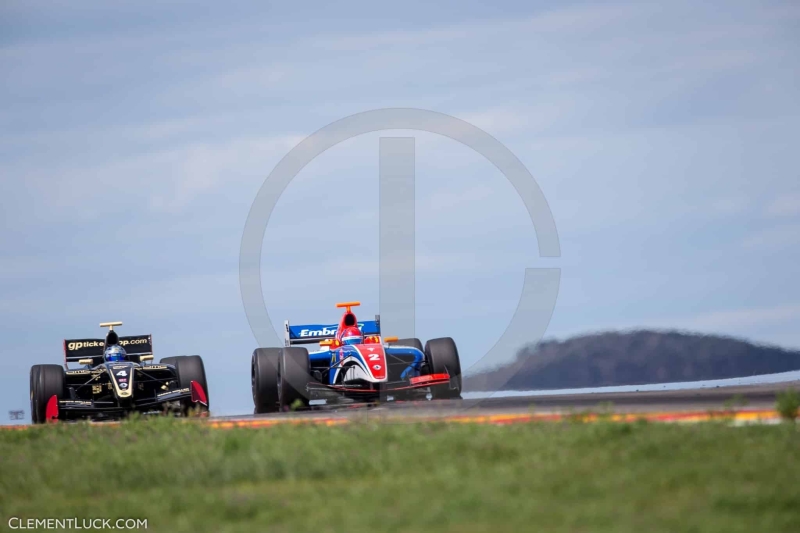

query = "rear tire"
30;366;40;424
160;355;210;412
424;337;462;399
252;348;281;414
30;364;65;424
279;347;310;411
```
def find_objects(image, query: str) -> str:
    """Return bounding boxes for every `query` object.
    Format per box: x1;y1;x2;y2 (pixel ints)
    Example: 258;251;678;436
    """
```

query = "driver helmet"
104;344;127;362
340;326;363;346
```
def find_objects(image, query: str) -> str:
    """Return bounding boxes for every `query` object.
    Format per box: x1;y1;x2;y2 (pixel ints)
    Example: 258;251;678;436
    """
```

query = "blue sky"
2;0;799;419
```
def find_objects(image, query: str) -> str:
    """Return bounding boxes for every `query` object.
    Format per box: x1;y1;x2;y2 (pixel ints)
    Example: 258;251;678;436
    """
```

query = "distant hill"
464;330;800;392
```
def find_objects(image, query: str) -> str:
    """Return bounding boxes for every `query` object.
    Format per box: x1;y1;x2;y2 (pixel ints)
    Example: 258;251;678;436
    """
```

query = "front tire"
279;347;310;411
160;355;210;412
30;364;65;424
395;338;424;353
252;348;281;414
424;337;462;399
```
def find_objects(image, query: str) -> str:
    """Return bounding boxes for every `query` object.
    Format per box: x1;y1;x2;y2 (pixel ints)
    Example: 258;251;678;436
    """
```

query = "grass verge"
776;389;800;421
1;418;799;532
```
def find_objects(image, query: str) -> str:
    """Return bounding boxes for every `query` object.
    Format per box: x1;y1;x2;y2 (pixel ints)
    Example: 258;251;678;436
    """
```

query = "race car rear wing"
284;315;380;346
63;334;153;364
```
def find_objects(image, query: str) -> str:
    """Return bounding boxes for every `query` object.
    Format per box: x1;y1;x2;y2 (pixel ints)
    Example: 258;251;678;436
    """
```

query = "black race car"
29;322;210;423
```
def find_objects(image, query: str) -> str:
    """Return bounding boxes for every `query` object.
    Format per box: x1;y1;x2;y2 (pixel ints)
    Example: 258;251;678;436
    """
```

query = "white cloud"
766;193;800;218
3;0;800;416
687;304;800;330
457;108;530;136
708;196;749;217
11;133;304;217
553;304;800;345
741;224;800;250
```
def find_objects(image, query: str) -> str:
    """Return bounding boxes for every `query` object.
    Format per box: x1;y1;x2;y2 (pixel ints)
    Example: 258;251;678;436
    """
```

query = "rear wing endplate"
284;316;380;346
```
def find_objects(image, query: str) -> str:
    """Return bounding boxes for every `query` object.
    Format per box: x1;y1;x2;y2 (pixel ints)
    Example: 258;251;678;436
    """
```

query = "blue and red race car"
251;302;462;412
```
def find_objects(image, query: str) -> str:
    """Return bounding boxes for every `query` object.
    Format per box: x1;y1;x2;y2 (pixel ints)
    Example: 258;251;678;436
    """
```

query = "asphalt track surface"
3;381;795;428
216;381;800;423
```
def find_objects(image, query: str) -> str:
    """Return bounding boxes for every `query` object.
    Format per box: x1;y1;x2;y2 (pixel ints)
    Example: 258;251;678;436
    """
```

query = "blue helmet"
104;345;127;362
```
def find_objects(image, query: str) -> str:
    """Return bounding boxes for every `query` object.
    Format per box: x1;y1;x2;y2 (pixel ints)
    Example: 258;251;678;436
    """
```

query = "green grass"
1;419;799;533
776;389;800;421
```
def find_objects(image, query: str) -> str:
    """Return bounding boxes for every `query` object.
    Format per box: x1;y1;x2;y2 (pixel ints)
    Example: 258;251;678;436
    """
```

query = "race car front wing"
44;382;208;422
306;373;453;401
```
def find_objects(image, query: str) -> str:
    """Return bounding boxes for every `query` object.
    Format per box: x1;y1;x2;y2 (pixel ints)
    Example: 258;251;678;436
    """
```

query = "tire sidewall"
252;348;281;413
279;347;310;410
29;366;41;424
165;355;209;410
396;338;424;353
424;337;462;399
30;364;65;423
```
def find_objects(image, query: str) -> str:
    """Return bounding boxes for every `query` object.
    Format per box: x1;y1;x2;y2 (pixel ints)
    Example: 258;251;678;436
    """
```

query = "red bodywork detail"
410;373;450;385
190;381;208;406
335;303;361;342
353;344;387;380
320;374;451;393
45;395;59;422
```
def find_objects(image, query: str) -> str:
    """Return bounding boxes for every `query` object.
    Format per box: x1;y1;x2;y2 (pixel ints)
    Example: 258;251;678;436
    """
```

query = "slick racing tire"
161;355;210;411
424;337;463;400
393;339;424;390
395;338;424;353
30;364;66;424
279;347;311;411
252;348;281;414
